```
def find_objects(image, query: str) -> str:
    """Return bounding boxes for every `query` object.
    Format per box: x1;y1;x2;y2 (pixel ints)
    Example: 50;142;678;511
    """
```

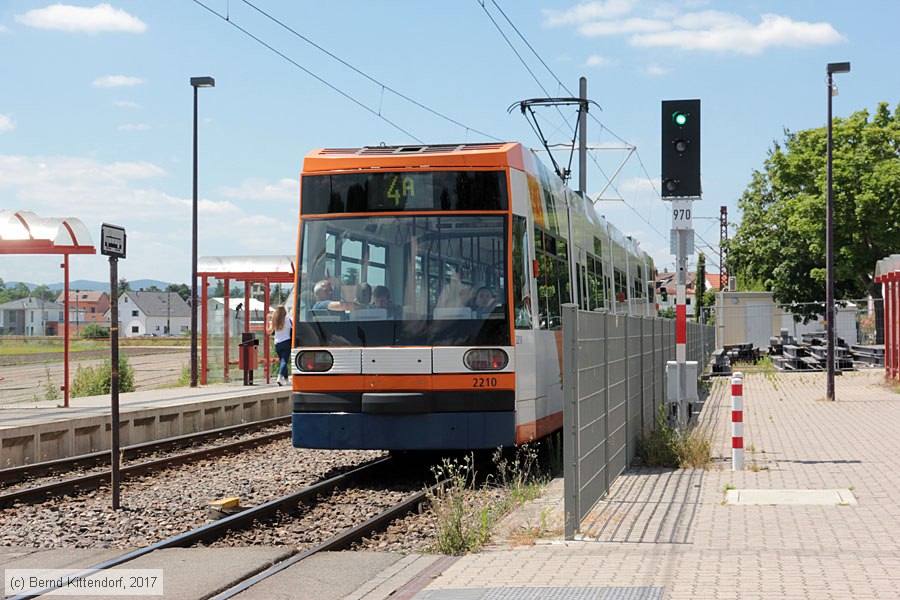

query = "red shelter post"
0;211;95;408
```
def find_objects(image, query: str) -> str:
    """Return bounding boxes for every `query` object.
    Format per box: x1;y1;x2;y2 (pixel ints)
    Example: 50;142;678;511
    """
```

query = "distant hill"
5;279;175;292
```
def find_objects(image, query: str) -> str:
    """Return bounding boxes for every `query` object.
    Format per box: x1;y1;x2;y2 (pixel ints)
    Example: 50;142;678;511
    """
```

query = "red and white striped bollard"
731;372;744;470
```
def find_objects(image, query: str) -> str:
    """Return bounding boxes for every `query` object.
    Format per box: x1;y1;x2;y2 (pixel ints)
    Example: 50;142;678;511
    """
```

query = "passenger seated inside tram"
312;279;335;309
470;286;499;318
312;280;371;314
372;285;392;310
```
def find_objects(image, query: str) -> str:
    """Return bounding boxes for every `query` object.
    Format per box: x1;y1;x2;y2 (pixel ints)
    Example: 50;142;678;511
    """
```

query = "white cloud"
0;154;297;283
114;100;141;109
543;0;635;27
219;178;299;202
579;17;670;36
631;12;844;54
94;75;144;88
16;3;147;34
645;63;670;76
564;1;844;55
585;55;614;68
118;123;151;131
0;24;9;33
0;114;14;133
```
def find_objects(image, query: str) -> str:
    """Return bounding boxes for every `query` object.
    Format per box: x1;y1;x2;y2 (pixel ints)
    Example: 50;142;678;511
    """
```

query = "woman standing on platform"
267;305;292;386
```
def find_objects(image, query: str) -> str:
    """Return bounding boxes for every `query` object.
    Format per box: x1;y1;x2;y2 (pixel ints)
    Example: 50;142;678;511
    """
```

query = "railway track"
0;417;291;505
8;455;440;600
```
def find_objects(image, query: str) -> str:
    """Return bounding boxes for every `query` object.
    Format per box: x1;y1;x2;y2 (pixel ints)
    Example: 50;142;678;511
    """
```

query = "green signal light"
673;112;688;126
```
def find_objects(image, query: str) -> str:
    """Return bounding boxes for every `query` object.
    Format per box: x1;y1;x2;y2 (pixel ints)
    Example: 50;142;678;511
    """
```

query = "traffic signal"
660;288;668;302
661;99;701;197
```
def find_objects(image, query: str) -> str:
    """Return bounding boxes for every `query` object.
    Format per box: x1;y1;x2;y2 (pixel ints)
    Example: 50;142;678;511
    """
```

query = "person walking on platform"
267;305;292;386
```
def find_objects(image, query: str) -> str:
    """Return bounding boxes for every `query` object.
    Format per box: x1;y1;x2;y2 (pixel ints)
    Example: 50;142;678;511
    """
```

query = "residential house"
0;297;65;336
705;273;725;292
56;290;109;334
655;269;722;317
108;291;191;337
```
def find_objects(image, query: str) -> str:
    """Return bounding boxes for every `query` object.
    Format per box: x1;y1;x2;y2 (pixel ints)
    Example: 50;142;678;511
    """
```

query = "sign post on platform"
101;223;126;510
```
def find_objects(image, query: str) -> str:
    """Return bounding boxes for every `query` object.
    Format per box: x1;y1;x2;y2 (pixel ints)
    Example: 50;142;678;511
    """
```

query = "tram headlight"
295;350;334;372
464;348;508;371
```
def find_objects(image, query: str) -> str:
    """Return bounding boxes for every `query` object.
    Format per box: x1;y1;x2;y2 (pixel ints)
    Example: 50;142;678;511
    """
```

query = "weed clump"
71;356;135;397
636;405;712;469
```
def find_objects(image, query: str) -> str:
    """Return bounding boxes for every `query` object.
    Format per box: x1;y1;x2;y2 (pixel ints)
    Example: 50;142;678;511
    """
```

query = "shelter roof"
198;255;295;282
0;210;96;255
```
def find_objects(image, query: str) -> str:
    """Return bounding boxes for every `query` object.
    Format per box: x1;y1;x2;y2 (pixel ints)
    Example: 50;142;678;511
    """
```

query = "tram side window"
578;261;589;311
513;216;533;329
614;267;627;304
588;255;605;311
535;229;568;330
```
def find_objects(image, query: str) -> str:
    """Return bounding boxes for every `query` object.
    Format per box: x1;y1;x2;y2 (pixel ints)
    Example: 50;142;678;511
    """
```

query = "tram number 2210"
472;376;498;388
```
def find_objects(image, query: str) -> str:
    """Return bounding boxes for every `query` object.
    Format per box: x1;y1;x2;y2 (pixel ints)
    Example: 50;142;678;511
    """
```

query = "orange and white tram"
290;142;655;450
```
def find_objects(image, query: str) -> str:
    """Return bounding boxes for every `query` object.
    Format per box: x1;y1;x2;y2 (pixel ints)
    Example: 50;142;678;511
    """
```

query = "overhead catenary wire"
238;0;502;142
480;0;727;271
191;0;501;145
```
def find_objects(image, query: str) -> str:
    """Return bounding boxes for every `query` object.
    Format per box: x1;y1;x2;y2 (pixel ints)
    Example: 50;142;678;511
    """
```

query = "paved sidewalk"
411;369;900;599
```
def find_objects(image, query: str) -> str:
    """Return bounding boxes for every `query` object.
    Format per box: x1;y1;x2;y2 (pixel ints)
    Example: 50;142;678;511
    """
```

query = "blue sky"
1;0;896;286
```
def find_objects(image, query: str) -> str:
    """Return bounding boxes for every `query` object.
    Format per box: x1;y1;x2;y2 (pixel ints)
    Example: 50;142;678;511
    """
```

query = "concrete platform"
0;384;291;468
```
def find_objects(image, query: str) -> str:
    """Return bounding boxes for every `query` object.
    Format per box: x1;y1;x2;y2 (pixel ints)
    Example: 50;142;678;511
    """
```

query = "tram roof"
302;142;529;173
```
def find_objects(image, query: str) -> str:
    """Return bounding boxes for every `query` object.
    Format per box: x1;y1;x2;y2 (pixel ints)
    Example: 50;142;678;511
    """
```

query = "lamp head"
190;76;215;88
826;62;850;75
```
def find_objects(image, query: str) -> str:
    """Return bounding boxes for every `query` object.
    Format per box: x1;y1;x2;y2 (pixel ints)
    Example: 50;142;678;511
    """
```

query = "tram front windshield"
296;215;509;347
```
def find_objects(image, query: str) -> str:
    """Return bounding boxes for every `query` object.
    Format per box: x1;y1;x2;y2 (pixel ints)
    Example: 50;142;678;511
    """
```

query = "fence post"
731;372;744;471
562;303;579;540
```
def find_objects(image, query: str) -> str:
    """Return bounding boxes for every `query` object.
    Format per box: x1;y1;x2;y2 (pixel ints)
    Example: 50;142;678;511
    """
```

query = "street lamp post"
190;76;215;388
826;61;850;401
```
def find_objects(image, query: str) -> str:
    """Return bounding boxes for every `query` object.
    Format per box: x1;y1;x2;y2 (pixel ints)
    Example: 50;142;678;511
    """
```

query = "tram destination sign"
101;223;126;259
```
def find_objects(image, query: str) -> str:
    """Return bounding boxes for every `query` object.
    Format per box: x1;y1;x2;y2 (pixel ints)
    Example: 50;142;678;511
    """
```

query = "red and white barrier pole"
731;372;744;471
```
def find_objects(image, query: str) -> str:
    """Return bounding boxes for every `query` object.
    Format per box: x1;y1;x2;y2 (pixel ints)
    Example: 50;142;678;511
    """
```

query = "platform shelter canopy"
196;255;296;386
0;210;95;254
197;255;295;282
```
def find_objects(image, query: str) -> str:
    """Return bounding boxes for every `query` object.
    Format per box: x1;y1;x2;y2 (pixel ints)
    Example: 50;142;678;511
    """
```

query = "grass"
635;404;713;469
0;337;189;357
425;442;558;555
0;340;106;356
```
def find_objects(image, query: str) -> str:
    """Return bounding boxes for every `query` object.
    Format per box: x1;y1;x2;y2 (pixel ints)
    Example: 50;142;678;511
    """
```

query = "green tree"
9;282;30;301
658;306;676;319
728;102;900;324
146;284;161;292
32;285;56;302
166;283;190;302
118;277;131;295
79;323;110;338
694;253;706;322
